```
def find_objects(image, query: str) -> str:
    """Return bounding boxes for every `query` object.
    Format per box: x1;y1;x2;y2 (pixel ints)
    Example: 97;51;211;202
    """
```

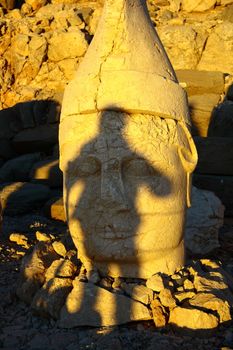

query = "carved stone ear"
177;122;198;207
177;122;198;174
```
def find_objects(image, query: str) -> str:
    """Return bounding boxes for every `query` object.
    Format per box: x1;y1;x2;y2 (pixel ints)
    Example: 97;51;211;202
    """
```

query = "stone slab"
59;280;152;327
189;94;220;136
176;70;224;96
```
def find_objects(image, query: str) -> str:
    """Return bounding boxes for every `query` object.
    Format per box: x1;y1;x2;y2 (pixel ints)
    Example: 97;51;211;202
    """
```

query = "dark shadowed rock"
0;182;50;215
12;124;58;153
30;158;62;187
0;153;41;182
208;101;233;137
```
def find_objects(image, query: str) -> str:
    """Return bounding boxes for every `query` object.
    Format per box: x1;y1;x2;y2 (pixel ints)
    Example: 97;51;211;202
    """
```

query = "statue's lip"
94;226;135;239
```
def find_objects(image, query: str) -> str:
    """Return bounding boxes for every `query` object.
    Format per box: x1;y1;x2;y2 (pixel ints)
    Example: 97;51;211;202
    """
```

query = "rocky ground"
0;211;233;350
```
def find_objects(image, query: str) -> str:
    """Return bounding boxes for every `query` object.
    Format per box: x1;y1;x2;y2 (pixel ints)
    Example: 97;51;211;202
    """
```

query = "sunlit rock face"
59;0;198;278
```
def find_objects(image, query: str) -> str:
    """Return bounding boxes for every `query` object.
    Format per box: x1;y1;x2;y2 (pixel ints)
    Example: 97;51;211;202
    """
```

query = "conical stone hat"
61;0;190;125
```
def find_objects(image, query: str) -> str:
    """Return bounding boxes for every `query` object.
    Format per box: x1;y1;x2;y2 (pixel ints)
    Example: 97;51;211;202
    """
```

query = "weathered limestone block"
157;25;206;70
188;94;220;136
44;197;66;222
11;34;47;84
16;242;59;304
32;277;73;319
120;283;153;305
48;28;88;62
169;307;219;333
181;0;217;12
176;70;224;96
189;293;231;323
198;22;233;74
60;0;197;279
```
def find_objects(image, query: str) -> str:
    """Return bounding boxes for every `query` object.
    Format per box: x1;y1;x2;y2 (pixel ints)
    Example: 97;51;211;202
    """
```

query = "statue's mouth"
95;225;135;239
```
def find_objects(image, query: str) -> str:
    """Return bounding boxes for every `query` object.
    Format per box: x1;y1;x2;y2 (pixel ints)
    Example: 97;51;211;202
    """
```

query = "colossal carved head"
59;0;198;278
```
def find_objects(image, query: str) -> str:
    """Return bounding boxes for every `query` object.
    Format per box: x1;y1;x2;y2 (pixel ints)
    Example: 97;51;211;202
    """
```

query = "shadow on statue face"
61;109;196;278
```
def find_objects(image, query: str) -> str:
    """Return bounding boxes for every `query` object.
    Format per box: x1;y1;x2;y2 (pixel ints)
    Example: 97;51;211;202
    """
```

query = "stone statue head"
59;0;198;278
60;110;197;278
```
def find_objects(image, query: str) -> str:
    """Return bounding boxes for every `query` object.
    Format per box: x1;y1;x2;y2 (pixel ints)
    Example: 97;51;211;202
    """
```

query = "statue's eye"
122;158;157;177
68;157;100;177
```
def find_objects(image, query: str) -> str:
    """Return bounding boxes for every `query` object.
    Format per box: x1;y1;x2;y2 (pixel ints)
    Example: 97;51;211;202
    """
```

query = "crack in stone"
94;1;125;112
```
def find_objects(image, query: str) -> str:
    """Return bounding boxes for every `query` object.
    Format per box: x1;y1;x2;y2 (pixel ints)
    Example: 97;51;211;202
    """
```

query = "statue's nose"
100;160;129;210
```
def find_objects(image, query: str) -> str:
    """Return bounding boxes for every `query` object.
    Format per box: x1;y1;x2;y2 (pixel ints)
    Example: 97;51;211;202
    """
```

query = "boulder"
0;182;50;215
198;22;233;74
48;28;88;62
176;70;224;96
159;288;176;309
194;137;233;175
189;293;231;323
45;259;77;281
151;298;166;328
44;197;66;222
158;25;206;70
188;94;220;136
0;153;41;182
30;158;63;187
0;139;16;160
222;4;233;22
146;273;165;292
32;277;73;319
16;241;59;304
120;283;153;305
12;124;58;153
208;101;233;137
185;187;224;255
59;280;152;327
181;0;217;12
52;241;67;257
221;0;233;6
169;306;219;335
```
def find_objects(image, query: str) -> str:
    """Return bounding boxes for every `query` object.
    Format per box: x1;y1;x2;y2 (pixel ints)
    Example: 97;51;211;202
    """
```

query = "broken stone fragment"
189;293;231;323
174;291;196;303
16;241;60;304
159;288;176;309
59;279;152;327
52;241;67;257
121;283;154;305
35;230;51;242
169;306;219;335
32;277;73;319
151;298;167;328
45;258;77;281
194;271;233;307
146;274;165;292
9;233;29;248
